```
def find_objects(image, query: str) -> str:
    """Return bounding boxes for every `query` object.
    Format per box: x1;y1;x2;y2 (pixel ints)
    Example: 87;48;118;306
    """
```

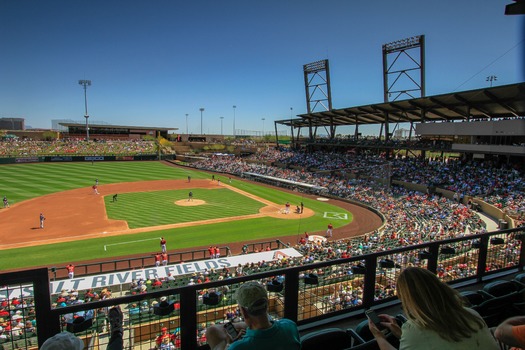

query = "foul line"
104;237;161;251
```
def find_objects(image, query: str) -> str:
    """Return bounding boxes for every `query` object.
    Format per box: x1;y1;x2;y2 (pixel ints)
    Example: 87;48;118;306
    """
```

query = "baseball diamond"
0;161;381;271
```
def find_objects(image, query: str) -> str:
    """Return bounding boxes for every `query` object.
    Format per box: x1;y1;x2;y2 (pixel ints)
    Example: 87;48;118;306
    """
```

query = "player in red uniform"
154;253;162;267
66;264;75;279
160;237;167;253
327;223;333;238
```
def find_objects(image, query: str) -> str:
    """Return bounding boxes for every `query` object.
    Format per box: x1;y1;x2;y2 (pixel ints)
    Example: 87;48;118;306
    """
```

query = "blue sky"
0;1;523;136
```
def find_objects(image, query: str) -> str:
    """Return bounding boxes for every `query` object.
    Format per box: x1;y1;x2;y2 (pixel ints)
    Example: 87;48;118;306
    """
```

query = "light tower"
486;75;497;87
262;118;265;137
199;108;205;134
220;116;224;135
185;114;189;134
78;79;91;141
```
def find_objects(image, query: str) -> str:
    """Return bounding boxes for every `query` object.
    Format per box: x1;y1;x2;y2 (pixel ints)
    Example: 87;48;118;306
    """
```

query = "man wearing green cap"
206;281;300;350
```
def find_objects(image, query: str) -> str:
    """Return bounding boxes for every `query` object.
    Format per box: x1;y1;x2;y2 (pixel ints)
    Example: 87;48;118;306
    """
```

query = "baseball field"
0;161;382;271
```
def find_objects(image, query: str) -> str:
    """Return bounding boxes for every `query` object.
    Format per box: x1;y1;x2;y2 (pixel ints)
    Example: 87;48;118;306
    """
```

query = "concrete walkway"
477;211;500;232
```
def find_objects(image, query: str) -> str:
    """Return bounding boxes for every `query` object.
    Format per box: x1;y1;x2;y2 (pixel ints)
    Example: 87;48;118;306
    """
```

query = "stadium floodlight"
199;108;205;135
185;114;189;135
486;75;497;87
382;35;422;53
261;118;265;136
78;79;92;141
220;116;224;135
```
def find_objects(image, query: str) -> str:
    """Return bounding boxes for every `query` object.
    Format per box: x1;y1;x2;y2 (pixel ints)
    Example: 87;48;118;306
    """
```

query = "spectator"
494;316;525;349
206;281;300;350
40;332;83;350
40;306;123;350
368;267;498;350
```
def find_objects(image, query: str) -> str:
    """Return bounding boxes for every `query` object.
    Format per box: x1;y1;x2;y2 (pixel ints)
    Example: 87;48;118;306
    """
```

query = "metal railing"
48;246;232;280
2;227;524;349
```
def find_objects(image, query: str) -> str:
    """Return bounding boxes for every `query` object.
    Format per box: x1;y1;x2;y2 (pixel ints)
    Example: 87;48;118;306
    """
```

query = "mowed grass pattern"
0;161;353;270
105;188;264;228
0;161;209;204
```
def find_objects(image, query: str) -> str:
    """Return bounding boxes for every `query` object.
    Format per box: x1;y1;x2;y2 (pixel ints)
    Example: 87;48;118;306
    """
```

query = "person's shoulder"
275;318;299;330
400;320;430;344
228;337;252;350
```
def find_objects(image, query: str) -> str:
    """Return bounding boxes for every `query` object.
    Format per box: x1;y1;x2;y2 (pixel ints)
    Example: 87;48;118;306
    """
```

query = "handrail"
2;227;523;349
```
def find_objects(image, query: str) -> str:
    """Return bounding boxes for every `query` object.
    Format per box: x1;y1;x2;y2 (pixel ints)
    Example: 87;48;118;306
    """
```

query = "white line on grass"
104;237;161;251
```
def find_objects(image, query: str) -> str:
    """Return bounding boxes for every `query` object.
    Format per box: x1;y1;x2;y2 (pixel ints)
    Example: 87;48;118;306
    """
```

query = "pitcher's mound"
175;199;206;206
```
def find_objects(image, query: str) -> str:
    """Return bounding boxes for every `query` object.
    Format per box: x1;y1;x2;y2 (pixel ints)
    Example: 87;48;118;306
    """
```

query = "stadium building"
59;122;176;140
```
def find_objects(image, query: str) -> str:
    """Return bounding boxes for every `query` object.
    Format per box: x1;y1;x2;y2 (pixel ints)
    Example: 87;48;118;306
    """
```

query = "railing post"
362;255;378;308
283;269;300;322
34;268;60;348
179;287;198;350
427;244;440;274
517;232;525;272
476;235;490;283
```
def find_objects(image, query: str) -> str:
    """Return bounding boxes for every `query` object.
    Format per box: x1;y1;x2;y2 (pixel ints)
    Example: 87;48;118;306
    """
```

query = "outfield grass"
0;161;353;270
0;161;211;204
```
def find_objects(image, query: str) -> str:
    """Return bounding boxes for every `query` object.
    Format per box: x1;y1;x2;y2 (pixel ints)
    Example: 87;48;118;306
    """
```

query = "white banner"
2;248;302;299
0;248;299;298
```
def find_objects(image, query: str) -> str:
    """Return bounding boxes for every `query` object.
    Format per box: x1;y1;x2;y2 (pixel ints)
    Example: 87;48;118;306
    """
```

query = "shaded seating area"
300;313;407;350
471;278;525;327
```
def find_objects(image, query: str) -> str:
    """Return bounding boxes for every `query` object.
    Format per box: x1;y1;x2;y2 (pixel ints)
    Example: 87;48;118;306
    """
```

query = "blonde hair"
397;267;485;342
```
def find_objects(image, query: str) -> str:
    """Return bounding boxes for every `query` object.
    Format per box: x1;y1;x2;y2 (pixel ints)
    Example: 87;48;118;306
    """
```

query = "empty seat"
301;328;354;350
513;273;525;286
482;280;521;298
461;290;488;307
349;314;405;349
353;319;374;342
472;292;522;327
348;326;400;350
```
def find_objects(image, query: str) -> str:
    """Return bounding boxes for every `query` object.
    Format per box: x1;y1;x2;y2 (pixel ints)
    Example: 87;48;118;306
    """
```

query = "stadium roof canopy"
59;123;176;131
277;82;525;128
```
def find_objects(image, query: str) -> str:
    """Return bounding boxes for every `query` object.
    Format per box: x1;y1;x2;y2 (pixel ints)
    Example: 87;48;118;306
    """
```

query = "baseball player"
40;213;46;229
327;223;333;238
160;237;167;253
66;264;75;279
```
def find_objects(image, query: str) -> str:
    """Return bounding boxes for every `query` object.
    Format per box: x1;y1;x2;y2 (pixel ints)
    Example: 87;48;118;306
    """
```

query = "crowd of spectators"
2;145;524;348
0;139;163;156
0;296;36;345
304;136;453;150
190;149;524;225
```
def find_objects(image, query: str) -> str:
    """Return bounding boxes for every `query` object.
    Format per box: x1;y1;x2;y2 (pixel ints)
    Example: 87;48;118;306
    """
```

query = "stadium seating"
300;328;354;350
460;290;487;307
471;280;524;328
481;280;523;297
